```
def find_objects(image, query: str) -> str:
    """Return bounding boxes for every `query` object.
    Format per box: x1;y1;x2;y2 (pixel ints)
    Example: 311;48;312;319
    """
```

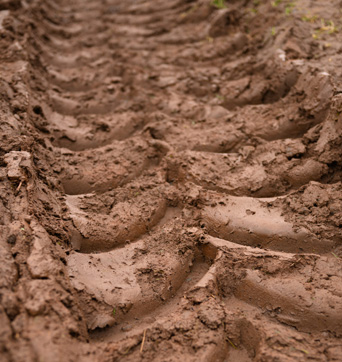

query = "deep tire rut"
1;0;342;361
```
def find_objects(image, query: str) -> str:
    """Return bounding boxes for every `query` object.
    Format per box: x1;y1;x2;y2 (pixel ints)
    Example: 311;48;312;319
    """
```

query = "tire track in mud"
34;0;342;354
2;0;342;361
31;1;223;351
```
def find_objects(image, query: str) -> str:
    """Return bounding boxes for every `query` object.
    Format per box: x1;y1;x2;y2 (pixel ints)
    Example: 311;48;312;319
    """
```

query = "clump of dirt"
1;0;342;361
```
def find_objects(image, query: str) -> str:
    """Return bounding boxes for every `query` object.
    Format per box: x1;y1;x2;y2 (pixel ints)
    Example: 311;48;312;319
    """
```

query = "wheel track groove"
2;0;342;360
33;2;342;346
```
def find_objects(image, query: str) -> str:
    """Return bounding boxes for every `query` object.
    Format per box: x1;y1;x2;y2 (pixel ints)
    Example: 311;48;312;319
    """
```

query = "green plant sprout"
320;19;339;34
271;0;296;15
211;0;226;9
312;18;339;39
301;14;318;23
285;2;295;15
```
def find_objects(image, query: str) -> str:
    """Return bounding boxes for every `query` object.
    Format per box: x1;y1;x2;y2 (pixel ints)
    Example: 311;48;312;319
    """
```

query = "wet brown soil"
1;0;342;361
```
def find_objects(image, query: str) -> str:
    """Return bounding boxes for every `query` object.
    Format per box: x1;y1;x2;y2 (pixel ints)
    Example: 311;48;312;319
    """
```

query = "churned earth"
1;0;342;361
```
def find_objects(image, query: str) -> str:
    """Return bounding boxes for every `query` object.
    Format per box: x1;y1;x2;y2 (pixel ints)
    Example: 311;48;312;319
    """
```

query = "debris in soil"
1;0;342;361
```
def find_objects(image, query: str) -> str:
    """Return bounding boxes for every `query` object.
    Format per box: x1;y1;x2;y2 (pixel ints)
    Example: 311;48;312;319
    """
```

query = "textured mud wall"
0;0;342;361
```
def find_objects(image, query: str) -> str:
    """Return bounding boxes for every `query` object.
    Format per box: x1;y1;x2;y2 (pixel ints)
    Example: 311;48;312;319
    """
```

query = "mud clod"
1;0;342;361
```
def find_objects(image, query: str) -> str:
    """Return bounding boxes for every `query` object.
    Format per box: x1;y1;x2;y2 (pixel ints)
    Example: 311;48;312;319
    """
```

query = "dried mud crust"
1;0;342;361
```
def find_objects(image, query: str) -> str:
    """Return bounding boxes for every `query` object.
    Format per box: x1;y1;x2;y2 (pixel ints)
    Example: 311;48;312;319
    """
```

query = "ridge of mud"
1;0;342;361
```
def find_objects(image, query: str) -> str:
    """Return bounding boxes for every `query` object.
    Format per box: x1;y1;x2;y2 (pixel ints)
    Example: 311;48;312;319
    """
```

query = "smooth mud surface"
1;0;342;361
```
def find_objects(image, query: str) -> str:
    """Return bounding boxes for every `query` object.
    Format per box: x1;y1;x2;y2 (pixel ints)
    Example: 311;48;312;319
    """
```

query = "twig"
16;180;23;194
227;337;237;349
140;329;147;353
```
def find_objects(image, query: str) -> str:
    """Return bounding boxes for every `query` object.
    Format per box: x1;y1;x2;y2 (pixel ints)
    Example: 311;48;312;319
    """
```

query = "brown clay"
1;0;342;361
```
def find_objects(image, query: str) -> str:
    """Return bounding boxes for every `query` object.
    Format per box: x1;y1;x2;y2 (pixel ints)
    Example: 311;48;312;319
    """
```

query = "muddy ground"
1;0;342;360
